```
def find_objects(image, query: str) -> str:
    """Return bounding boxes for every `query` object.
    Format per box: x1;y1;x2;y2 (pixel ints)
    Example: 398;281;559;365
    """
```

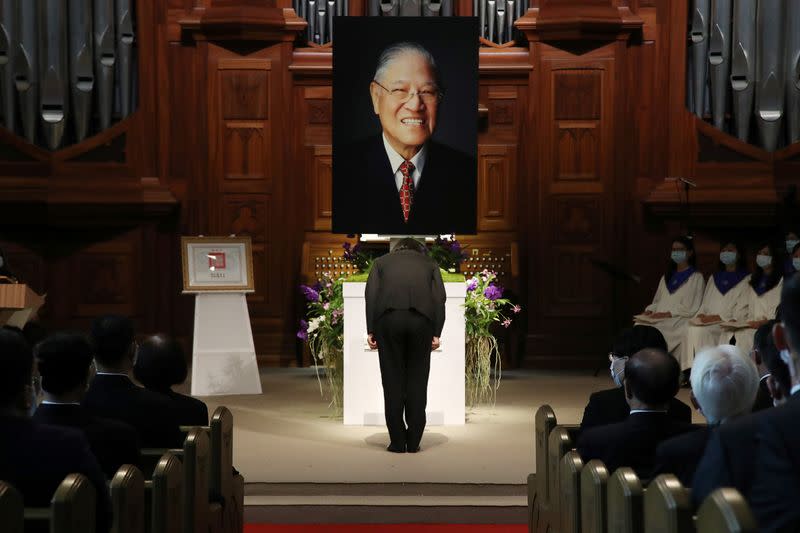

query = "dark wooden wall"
0;0;797;368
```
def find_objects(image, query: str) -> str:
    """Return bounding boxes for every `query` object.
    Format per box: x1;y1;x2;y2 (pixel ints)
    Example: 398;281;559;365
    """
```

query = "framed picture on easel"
181;236;255;293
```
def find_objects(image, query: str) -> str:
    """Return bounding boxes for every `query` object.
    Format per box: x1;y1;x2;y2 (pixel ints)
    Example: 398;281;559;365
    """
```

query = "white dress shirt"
382;133;427;192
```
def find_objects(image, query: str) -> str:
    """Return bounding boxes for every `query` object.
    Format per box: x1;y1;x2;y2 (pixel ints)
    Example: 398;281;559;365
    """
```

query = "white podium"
190;293;262;396
342;281;465;425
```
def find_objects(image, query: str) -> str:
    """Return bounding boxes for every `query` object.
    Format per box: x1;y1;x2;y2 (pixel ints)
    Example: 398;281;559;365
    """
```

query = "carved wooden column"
179;6;306;365
517;1;643;366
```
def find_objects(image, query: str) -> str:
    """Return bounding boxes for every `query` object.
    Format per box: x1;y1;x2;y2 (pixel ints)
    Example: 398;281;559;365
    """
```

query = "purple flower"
484;285;503;301
502;318;512;328
300;285;320;302
323;302;330;310
466;278;478;292
512;304;522;314
331;309;343;324
312;281;323;293
297;319;309;340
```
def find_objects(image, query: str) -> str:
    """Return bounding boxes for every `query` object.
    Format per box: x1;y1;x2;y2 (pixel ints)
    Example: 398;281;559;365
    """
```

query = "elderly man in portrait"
334;42;476;235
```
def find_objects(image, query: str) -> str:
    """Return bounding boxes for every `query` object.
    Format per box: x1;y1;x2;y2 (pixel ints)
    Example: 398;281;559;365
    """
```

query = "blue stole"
667;267;696;294
713;270;748;295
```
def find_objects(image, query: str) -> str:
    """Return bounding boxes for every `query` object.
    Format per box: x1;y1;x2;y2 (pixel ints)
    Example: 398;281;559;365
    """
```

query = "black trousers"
374;309;433;450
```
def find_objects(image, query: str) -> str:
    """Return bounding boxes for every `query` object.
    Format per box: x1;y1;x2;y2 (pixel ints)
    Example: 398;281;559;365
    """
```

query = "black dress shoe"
407;446;420;453
387;444;406;453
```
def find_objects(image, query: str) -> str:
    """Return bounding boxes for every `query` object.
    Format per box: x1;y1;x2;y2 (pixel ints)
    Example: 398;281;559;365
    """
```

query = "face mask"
671;251;687;264
609;357;627;388
780;348;793;366
786;240;799;254
719;251;737;265
756;254;772;268
794;258;800;272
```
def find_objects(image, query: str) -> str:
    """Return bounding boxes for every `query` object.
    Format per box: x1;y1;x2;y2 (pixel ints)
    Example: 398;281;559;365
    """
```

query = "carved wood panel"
311;146;333;230
478;144;517;231
73;240;139;318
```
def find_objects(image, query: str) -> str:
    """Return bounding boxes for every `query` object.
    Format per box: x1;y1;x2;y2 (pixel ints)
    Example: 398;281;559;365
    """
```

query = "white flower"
307;316;325;333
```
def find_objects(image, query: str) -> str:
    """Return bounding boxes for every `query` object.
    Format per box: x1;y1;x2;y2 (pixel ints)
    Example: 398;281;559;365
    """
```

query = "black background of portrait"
332;17;478;235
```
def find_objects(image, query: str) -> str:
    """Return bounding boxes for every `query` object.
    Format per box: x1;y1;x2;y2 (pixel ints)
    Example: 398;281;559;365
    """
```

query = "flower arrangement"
297;272;345;414
428;234;468;273
463;269;521;406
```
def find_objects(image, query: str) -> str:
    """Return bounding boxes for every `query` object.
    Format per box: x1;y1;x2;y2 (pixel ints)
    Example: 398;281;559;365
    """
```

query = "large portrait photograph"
332;17;478;235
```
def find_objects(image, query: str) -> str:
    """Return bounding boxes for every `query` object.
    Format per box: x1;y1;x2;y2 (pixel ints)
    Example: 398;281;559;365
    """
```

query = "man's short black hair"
0;328;33;405
133;334;188;392
90;315;135;367
781;273;800;351
755;320;791;393
35;333;94;395
612;325;668;359
392;238;427;254
624;348;681;405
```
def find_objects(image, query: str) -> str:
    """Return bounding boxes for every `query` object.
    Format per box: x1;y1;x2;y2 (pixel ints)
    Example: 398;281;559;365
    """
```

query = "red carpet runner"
245;526;527;533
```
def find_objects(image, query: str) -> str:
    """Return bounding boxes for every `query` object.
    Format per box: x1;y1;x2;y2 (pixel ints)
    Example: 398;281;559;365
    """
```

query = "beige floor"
198;368;699;486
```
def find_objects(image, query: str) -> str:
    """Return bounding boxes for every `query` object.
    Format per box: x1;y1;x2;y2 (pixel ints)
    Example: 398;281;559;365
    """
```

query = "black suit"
83;374;184;448
579;386;692;432
158;389;209;427
33;403;141;479
691;413;761;507
749;393;800;533
365;250;446;451
652;425;711;486
333;135;477;234
576;411;695;479
752;376;773;412
0;416;111;532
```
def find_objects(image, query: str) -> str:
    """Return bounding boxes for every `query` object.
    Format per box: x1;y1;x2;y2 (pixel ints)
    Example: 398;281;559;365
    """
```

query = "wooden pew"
644;474;692;533
0;481;23;533
545;425;576;533
580;460;608;533
558;450;583;533
111;465;145;533
147;452;183;533
529;405;556;533
607;467;644;533
24;473;96;533
695;488;758;533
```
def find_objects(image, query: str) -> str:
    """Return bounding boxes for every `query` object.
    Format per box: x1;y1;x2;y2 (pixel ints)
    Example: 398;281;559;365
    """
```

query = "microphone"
678;177;697;188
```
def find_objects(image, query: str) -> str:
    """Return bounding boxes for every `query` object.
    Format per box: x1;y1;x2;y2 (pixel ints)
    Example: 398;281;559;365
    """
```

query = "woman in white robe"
685;241;750;364
728;243;783;356
639;236;706;370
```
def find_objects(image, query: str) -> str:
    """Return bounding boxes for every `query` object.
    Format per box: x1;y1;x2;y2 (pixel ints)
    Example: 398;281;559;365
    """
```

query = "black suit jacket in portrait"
749;393;800;533
33;403;141;479
333;135;477;235
579;386;692;432
0;416;111;532
83;374;184;448
365;250;446;336
576;411;696;480
652;425;712;487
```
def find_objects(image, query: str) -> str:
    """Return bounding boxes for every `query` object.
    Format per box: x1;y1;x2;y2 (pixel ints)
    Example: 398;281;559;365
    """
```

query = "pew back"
183;428;210;533
580;460;608;533
559;450;583;533
644;474;692;533
150;452;183;533
51;473;97;533
695;488;758;533
547;425;575;526
111;465;145;533
607;467;643;533
0;481;23;533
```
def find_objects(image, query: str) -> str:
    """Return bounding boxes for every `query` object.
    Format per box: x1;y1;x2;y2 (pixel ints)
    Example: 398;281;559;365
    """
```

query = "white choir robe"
641;272;706;370
685;275;751;366
730;278;784;356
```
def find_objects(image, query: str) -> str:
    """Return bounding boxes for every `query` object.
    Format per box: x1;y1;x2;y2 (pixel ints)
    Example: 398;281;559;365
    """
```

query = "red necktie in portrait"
399;160;415;223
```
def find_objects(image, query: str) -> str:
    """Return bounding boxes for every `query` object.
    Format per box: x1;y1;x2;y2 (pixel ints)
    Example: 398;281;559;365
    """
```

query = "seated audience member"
685;240;750;362
580;325;691;431
134;334;208;426
83;315;183;448
750;274;800;532
34;333;140;478
652;344;759;486
637;236;706;371
690;322;793;506
576;348;694;479
0;328;110;532
784;230;799;277
791;242;800;276
751;321;780;412
726;242;783;356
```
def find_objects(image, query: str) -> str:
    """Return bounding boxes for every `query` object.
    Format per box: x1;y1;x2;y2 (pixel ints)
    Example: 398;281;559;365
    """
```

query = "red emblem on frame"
208;252;226;270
